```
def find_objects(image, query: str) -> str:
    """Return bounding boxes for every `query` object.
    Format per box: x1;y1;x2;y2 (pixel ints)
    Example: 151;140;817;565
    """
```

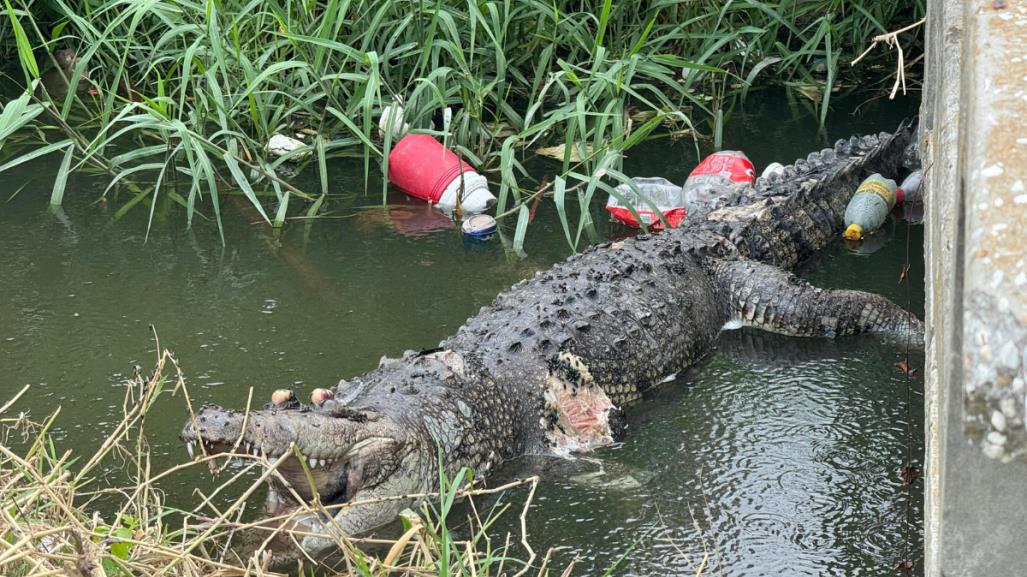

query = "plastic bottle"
896;169;923;204
387;134;495;213
605;177;687;229
843;173;898;240
681;150;755;213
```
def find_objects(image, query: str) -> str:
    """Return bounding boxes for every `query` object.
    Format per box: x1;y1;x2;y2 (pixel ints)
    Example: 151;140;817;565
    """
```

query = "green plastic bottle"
843;173;898;240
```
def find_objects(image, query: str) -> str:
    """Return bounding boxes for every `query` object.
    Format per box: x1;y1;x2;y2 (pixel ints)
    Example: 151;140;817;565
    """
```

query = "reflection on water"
0;89;922;576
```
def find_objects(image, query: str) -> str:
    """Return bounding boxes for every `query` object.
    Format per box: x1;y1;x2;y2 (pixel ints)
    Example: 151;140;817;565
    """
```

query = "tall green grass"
0;0;924;246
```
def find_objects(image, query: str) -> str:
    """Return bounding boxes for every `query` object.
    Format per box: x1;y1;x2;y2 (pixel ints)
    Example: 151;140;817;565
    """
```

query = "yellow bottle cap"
843;223;864;240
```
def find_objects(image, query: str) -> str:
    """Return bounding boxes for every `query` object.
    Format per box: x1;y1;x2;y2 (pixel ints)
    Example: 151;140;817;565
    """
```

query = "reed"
0;0;924;246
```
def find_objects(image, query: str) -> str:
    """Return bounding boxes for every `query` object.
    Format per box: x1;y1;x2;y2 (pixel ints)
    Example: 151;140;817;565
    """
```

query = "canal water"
0;90;923;576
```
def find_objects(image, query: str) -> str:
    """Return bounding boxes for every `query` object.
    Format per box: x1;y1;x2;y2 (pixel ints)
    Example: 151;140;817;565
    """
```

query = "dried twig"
851;18;926;99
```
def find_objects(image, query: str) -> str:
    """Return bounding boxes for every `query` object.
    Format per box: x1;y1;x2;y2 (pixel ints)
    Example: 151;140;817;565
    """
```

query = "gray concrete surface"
922;0;1027;575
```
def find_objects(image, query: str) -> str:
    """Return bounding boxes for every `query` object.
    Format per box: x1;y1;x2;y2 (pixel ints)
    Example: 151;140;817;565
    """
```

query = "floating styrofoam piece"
266;134;309;161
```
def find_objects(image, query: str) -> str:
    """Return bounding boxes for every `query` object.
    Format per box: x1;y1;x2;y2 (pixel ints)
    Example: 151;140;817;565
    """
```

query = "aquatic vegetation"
0;349;560;577
0;0;923;244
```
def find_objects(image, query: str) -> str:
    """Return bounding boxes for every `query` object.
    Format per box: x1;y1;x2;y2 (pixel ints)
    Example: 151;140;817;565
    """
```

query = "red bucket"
388;134;473;203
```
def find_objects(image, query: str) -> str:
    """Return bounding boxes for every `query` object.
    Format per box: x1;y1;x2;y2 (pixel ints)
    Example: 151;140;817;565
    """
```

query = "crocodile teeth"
318;459;326;468
309;457;317;469
252;447;259;457
186;441;195;459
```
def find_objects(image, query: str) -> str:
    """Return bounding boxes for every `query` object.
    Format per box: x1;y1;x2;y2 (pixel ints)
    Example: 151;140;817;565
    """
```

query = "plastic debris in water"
606;177;688;229
461;214;497;239
379;101;410;138
606;151;756;230
680;150;755;214
843;173;898;240
266;134;309;161
896;169;923;204
388;134;496;214
761;162;785;179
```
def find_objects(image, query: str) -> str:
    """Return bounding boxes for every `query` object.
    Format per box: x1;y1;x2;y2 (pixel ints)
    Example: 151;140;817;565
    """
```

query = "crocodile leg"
707;257;924;338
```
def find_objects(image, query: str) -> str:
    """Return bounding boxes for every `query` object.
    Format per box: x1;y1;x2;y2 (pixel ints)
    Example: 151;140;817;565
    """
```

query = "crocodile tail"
707;257;924;339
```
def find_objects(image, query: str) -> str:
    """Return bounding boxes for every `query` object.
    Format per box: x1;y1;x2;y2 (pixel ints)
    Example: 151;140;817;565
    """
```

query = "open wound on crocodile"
543;352;617;455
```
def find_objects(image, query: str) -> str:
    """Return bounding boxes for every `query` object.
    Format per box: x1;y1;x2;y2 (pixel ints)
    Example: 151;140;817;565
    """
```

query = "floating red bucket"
387;134;495;212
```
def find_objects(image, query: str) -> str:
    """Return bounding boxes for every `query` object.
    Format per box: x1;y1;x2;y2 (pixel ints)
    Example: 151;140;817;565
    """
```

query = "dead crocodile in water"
181;124;920;558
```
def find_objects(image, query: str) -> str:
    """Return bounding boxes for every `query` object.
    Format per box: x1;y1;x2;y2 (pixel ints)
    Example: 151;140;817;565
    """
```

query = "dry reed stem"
850;18;927;99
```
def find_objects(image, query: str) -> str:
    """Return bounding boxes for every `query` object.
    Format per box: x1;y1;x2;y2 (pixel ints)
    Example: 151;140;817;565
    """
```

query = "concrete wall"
922;0;1027;575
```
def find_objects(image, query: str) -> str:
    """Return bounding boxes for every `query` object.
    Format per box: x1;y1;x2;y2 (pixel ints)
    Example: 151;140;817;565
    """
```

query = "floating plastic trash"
896;169;923;204
843;173;898;240
266;134;309;161
461;214;497;239
605;177;687;230
379;101;411;138
761;162;785;179
681;150;755;213
605;151;756;229
388;134;496;213
844;225;892;255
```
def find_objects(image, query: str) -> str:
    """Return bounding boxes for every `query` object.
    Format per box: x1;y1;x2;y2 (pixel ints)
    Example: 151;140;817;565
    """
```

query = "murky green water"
0;90;923;576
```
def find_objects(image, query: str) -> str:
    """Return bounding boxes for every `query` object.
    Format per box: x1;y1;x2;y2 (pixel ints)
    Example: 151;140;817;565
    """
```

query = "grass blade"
49;144;75;207
512;203;529;256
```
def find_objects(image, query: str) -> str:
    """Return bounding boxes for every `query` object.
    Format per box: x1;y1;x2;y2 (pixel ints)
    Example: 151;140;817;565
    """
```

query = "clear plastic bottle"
606;177;687;229
896;169;923;204
680;150;755;214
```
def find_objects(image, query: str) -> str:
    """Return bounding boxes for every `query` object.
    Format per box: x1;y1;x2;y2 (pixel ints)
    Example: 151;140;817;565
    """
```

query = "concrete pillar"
922;1;1027;575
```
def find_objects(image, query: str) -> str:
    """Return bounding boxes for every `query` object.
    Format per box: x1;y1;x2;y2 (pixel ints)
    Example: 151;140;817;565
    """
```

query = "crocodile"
180;124;920;558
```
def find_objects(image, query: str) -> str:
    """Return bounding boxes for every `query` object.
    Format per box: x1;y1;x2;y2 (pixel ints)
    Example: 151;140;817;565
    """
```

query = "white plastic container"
437;171;495;213
379;102;410;138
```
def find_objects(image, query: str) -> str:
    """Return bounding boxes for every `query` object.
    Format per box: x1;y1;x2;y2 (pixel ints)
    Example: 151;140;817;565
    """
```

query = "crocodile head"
180;392;423;555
